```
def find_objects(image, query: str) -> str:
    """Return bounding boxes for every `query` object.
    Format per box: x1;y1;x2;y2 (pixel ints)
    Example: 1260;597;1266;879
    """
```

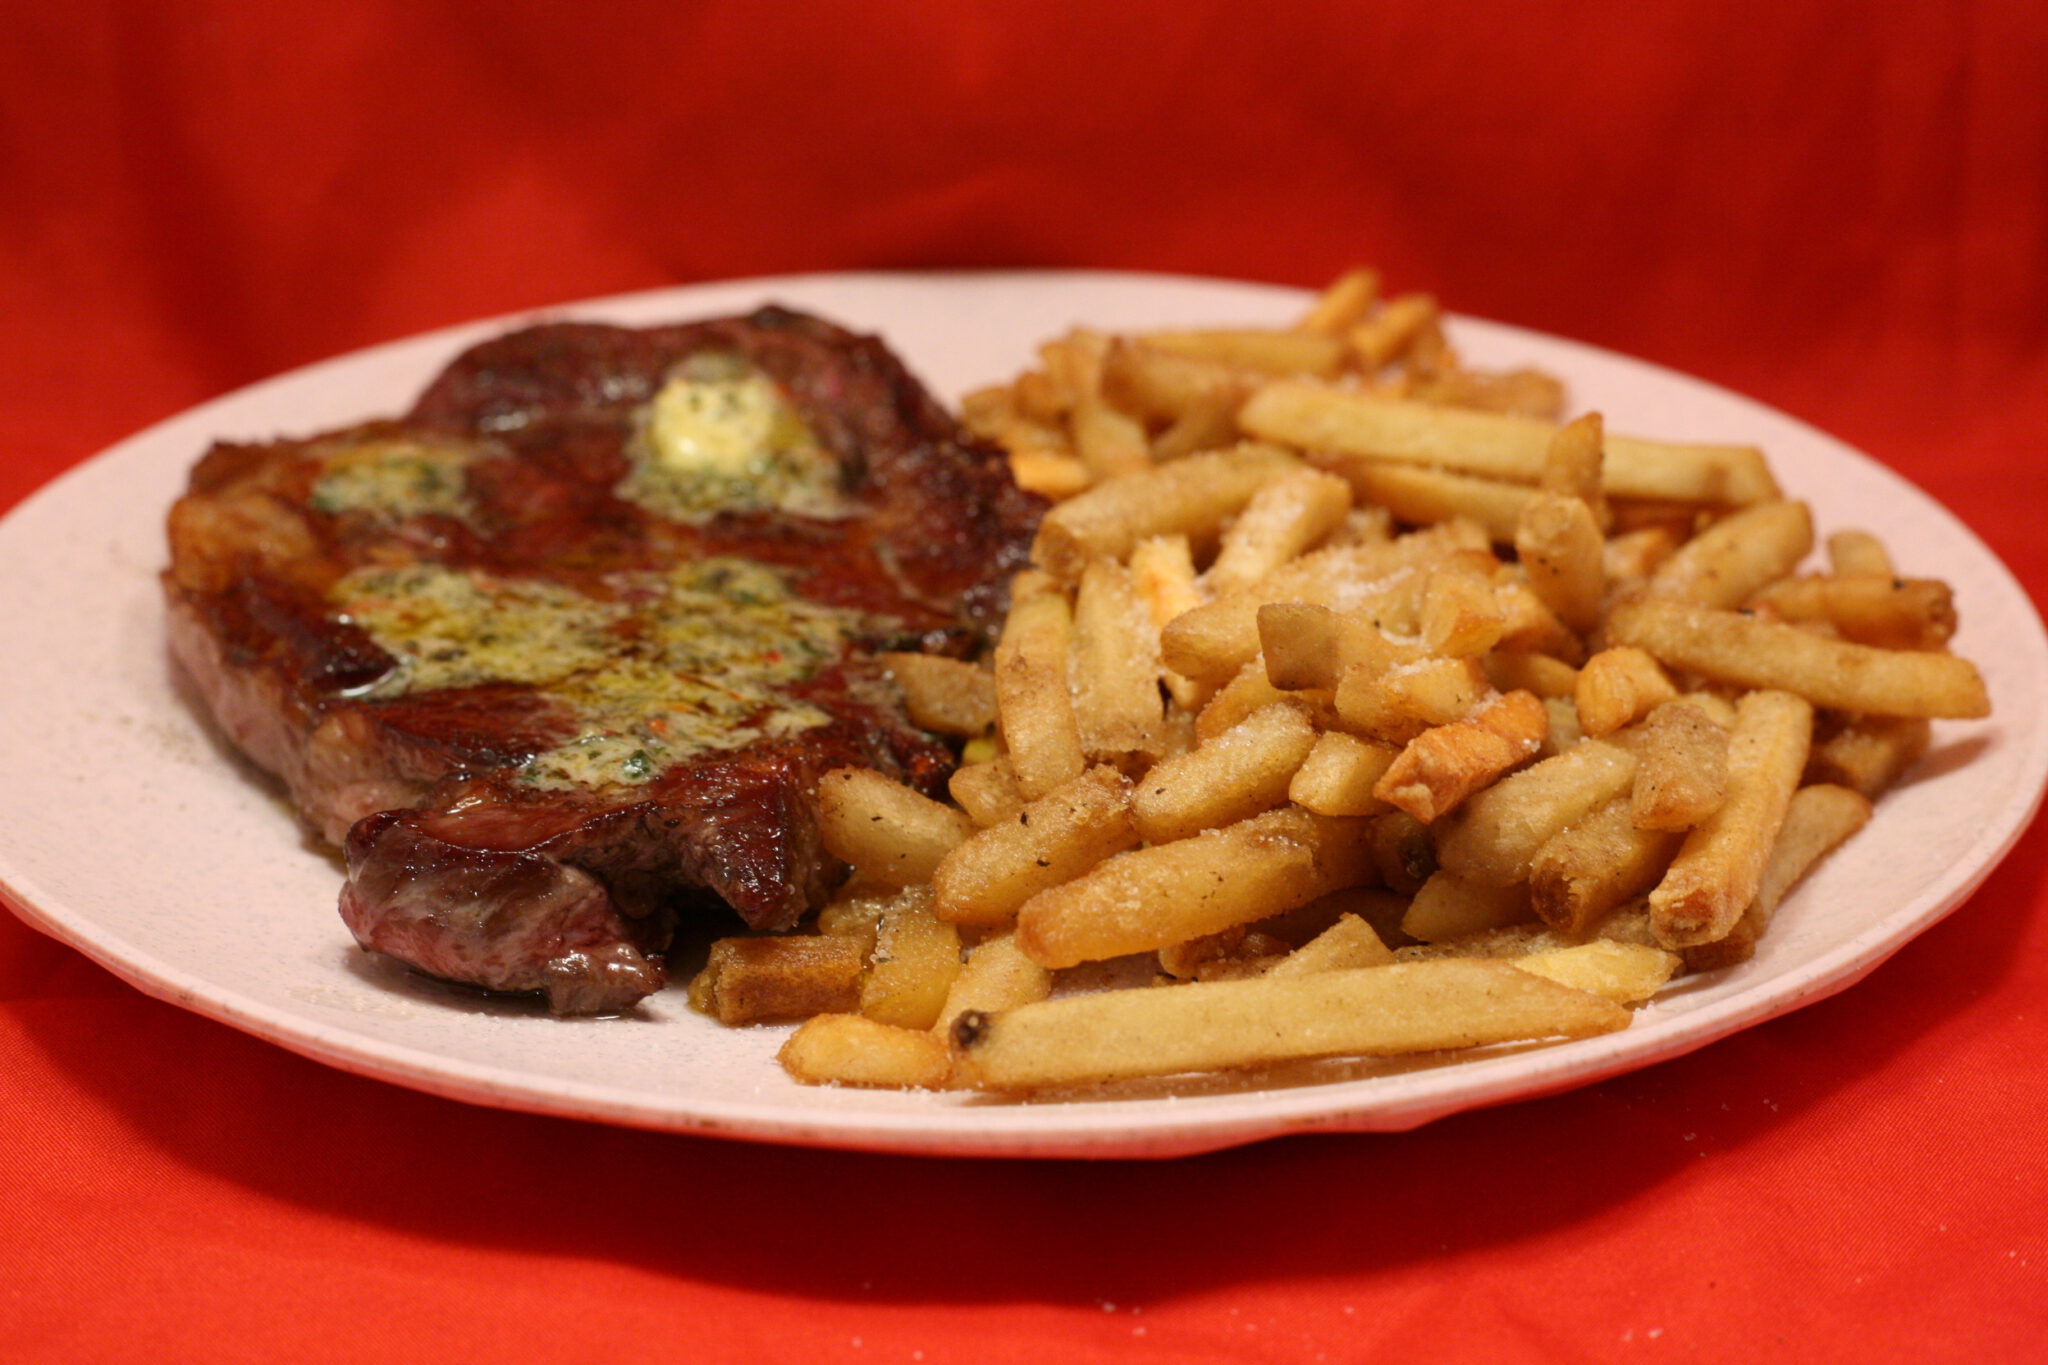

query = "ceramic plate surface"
3;271;2043;1157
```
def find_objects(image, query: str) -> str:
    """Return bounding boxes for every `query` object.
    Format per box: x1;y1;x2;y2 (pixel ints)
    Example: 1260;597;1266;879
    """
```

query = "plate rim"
4;266;2044;1159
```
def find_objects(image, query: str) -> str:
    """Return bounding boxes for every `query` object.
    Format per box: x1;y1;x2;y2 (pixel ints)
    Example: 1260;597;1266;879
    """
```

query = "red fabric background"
3;3;2044;1360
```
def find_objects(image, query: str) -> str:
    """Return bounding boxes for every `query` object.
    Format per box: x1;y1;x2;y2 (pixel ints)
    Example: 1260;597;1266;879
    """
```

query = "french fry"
1528;798;1682;934
1132;702;1320;844
1101;340;1254;425
1372;689;1549;824
879;652;996;736
779;1014;954;1089
1510;940;1681;1005
1336;461;1535;542
1031;444;1299;581
1239;382;1780;505
1483;649;1580;700
1806;714;1932;798
1826;529;1895;578
948;756;1025;828
1265;913;1397;976
931;766;1139;927
1159;521;1488;684
1334;655;1492;744
1366;809;1437;893
1348;293;1441;369
1296;266;1381;335
1745;573;1957;651
1434;739;1639;883
993;571;1087;799
1574;645;1681;737
1606;598;1991;718
1646;500;1814;608
1648;689;1813;948
1203;467;1354;595
1014;808;1372;968
1259;600;1426;691
857;889;963;1030
1069;558;1168;765
948;959;1630;1091
931;932;1054;1038
1288;730;1400;817
690;935;865;1025
1516;491;1606;633
1401;871;1533;942
1069;394;1152;481
1682;783;1872;970
1625;699;1731;830
1420;563;1511;656
815;767;977;887
1006;445;1093;500
1138;327;1348;376
1197;653;1336;738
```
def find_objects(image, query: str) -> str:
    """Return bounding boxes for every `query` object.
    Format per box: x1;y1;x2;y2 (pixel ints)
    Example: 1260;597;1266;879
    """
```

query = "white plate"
3;270;2043;1158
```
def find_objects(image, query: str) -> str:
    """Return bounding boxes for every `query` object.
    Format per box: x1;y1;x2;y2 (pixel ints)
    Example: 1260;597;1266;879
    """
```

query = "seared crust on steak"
166;307;1040;1013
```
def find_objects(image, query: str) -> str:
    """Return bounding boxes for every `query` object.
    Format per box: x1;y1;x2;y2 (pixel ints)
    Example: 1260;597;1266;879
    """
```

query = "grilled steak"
165;307;1040;1013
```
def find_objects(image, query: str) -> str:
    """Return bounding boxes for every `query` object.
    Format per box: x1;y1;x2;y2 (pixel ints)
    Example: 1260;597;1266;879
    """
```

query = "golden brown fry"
1239;382;1780;505
1031;444;1299;581
1483;650;1580;700
1132;702;1319;845
1013;808;1372;968
1335;655;1492;744
815;767;977;888
1510;941;1681;1005
1338;461;1535;543
1626;699;1731;830
1745;573;1957;651
931;766;1138;927
931;932;1053;1038
1288;730;1400;817
1372;689;1550;824
1101;341;1254;425
1196;653;1335;738
1070;558;1168;765
1434;739;1639;883
1159;521;1487;684
1516;492;1606;634
993;571;1087;799
691;935;865;1025
1138;328;1348;376
880;652;996;736
1006;445;1093;500
1606;598;1991;718
1296;266;1381;335
1068;395;1152;481
1574;646;1681;737
779;1014;953;1089
1806;714;1932;798
1265;913;1398;976
1203;468;1354;596
1420;564;1510;657
1529;798;1682;934
1259;601;1426;691
1401;871;1533;942
859;890;964;1030
1348;293;1441;369
948;756;1025;828
948;958;1630;1091
1826;529;1895;578
1682;784;1872;970
1648;690;1813;948
1646;500;1814;608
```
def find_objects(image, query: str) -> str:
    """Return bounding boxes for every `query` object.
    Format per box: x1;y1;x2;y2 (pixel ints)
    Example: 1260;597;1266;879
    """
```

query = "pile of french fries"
686;268;1992;1096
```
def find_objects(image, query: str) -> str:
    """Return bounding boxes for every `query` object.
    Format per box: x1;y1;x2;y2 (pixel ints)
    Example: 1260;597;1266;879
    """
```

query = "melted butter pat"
331;558;867;791
616;353;849;522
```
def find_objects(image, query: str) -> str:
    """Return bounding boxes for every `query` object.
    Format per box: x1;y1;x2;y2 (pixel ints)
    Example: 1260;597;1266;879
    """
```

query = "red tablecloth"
4;4;2044;1360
